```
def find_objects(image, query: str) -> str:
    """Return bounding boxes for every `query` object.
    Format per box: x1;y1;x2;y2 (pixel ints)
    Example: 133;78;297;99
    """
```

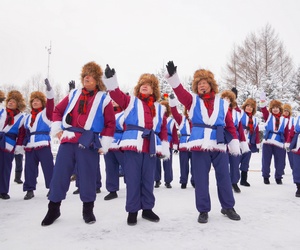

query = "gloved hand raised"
105;64;116;79
260;91;266;101
166;61;177;77
169;93;175;99
68;80;75;91
44;78;52;91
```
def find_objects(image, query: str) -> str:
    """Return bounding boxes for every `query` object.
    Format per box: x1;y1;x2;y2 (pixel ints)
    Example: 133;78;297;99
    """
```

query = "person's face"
283;109;290;117
83;75;97;91
245;104;253;114
139;83;153;96
272;106;280;115
223;97;231;103
7;99;17;110
197;79;211;94
31;98;43;109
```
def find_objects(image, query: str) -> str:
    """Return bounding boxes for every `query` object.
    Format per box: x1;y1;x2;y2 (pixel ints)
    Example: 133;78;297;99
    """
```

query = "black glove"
173;149;179;154
169;93;175;99
68;80;75;91
105;64;115;78
166;61;177;77
44;78;52;91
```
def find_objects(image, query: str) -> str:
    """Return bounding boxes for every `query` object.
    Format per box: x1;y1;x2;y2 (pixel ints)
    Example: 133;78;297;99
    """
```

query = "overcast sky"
0;0;299;91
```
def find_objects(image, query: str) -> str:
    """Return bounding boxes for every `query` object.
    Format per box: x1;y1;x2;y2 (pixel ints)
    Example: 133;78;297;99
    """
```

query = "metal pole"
45;41;52;78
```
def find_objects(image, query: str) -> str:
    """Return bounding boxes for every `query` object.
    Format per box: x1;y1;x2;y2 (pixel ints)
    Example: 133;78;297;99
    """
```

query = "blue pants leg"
155;157;162;182
287;151;294;170
292;153;300;183
104;151;122;192
163;148;173;183
124;151;156;212
0;151;14;194
23;150;39;191
37;147;54;188
273;146;286;179
262;144;273;178
179;151;189;184
229;154;241;184
14;154;23;172
240;151;251;172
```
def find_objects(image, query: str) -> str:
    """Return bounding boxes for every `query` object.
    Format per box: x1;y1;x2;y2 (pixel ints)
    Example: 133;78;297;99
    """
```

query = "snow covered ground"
0;151;299;250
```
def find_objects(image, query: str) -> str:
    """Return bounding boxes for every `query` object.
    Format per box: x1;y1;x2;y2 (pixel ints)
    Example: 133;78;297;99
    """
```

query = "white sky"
0;0;300;91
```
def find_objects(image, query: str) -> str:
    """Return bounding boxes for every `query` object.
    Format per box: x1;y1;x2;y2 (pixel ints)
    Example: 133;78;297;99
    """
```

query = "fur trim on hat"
192;69;218;94
221;90;237;108
133;73;161;101
0;90;5;103
283;103;292;116
81;61;106;91
269;100;283;114
160;100;171;117
30;91;46;109
241;98;257;115
6;90;26;111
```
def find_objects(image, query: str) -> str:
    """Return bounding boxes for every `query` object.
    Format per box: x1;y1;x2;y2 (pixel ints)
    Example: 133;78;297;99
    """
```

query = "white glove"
260;91;266;101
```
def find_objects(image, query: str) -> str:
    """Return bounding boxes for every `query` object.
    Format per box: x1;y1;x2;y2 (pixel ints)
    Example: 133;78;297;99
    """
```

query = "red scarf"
30;108;43;126
78;88;98;114
273;112;281;131
246;111;254;134
199;91;215;109
113;106;123;114
138;93;156;117
6;108;19;125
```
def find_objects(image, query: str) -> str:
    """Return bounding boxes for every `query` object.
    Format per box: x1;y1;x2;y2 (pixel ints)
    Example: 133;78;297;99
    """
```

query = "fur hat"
282;103;292;116
30;91;46;109
269;100;283;114
81;61;106;91
0;90;5;103
221;90;237;108
241;98;257;115
133;73;161;101
160;100;171;117
192;69;218;94
6;90;26;111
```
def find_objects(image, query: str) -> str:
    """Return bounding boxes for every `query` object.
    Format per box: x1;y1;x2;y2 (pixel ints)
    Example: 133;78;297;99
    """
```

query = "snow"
1;151;299;250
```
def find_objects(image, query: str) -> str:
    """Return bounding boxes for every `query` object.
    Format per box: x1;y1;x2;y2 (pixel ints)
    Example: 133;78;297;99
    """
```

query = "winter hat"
192;69;218;94
134;73;161;101
30;91;46;109
160;100;171;117
0;90;5;103
221;90;237;108
162;93;169;100
6;90;26;111
81;61;106;91
231;87;238;98
269;100;283;114
241;98;257;115
282;103;292;116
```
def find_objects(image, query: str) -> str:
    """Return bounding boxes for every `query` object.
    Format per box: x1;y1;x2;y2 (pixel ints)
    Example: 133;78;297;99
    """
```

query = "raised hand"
68;80;75;91
105;64;116;78
44;78;52;91
166;61;177;77
169;93;175;99
260;91;266;101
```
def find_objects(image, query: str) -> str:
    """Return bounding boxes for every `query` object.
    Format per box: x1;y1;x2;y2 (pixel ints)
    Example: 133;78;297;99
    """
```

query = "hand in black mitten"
105;64;116;78
68;80;75;91
166;61;177;77
44;78;52;91
173;149;179;154
169;93;175;99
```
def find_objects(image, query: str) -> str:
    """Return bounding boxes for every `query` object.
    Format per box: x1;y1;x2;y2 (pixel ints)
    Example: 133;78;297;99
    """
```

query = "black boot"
198;212;208;223
127;212;138;226
232;184;241;193
221;208;241;221
240;171;250;187
104;191;118;200
41;201;61;226
73;188;80;194
154;181;161;188
24;190;34;200
296;183;300;197
264;177;270;184
165;182;172;188
14;171;23;184
275;178;282;184
83;202;96;224
142;209;160;222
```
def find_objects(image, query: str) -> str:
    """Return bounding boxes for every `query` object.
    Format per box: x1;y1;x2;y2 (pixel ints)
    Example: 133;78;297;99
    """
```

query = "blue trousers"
0;150;14;194
179;150;194;185
292;153;300;183
229;154;241;184
287;151;294;170
262;143;286;179
23;146;54;191
49;143;99;203
155;148;173;183
240;151;252;172
104;150;124;192
14;153;23;172
192;151;235;212
123;151;156;213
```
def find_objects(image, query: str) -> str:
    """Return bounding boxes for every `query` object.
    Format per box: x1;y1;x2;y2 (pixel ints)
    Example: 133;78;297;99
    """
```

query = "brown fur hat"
6;90;26;111
30;91;46;109
133;73;161;101
282;103;292;116
160;100;171;117
81;61;106;91
0;90;5;103
220;90;237;108
192;69;219;94
241;98;257;115
269;100;283;114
